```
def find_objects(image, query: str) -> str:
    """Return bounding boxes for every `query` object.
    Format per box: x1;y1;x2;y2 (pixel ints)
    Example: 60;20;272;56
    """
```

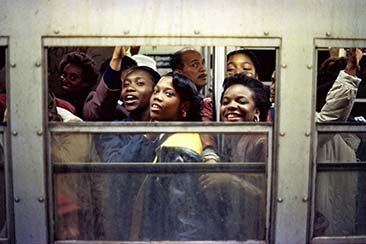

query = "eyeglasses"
60;72;80;81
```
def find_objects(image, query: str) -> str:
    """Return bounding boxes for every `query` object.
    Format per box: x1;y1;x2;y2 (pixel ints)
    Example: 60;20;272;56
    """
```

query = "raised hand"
345;48;363;76
110;46;130;70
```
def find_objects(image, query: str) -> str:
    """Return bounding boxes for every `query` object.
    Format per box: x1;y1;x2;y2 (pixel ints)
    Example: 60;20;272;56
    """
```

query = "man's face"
178;50;207;89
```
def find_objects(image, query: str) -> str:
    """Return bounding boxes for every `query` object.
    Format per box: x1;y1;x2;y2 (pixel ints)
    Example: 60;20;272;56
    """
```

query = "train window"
47;45;278;122
45;39;278;242
50;125;271;241
0;45;9;241
312;44;366;243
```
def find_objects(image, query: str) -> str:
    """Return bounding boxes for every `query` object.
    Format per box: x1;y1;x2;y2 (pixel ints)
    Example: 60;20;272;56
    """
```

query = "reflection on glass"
317;133;363;163
315;171;366;236
316;132;366;236
54;171;266;241
0;138;5;238
52;132;268;241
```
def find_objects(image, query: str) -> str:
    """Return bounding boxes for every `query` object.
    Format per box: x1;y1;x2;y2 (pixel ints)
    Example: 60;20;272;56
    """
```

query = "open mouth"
224;113;242;121
198;73;207;80
150;103;162;112
124;95;138;105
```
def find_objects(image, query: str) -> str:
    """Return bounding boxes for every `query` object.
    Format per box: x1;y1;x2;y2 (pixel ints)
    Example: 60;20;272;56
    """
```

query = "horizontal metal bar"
55;240;267;244
312;235;366;244
53;162;266;174
43;36;280;47
49;122;273;133
317;163;366;171
317;124;366;132
314;38;366;48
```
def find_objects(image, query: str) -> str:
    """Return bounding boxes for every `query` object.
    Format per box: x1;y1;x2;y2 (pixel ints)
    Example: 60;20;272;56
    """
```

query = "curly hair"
316;56;347;112
164;72;202;121
227;49;261;77
222;73;270;121
59;51;99;88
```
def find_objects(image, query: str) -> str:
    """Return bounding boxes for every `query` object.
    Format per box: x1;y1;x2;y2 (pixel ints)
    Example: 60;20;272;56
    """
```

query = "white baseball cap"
131;54;158;71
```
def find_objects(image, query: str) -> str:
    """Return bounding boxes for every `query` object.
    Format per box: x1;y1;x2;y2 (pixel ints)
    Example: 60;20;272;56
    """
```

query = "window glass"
316;48;366;120
48;44;274;241
0;132;6;238
315;130;366;237
0;47;7;238
51;131;269;241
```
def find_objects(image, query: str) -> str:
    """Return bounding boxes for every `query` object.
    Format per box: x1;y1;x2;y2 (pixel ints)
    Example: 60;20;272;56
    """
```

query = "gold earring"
182;111;187;118
254;115;259;122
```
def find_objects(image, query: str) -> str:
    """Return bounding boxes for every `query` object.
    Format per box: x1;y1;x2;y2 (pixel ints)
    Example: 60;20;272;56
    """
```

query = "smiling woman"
58;52;99;117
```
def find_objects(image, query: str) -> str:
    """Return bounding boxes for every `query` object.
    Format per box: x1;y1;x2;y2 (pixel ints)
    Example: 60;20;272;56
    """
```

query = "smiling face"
226;53;257;78
60;63;87;94
220;84;259;122
150;76;182;121
177;50;207;89
121;69;155;114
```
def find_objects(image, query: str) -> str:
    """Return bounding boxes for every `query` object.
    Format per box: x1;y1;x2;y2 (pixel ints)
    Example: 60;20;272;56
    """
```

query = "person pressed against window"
58;52;98;118
200;73;271;240
122;66;160;121
226;49;261;79
221;84;260;122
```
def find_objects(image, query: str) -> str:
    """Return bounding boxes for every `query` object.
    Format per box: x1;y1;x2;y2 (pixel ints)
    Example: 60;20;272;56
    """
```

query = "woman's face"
220;84;259;122
150;76;182;121
226;53;257;78
121;69;155;113
60;63;87;94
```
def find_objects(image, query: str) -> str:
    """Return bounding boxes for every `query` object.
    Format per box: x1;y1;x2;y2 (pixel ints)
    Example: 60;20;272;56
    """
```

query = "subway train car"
0;1;365;243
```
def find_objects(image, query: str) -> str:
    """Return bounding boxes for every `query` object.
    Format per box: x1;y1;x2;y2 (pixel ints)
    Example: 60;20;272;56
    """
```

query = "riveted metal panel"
0;1;365;244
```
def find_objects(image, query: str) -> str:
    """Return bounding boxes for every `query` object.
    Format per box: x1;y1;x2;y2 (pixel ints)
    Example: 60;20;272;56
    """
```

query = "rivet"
277;197;283;203
264;31;269;36
279;132;285;136
14;197;20;203
11;130;18;136
325;32;331;37
307;64;312;69
10;63;16;68
194;30;200;35
305;131;311;136
281;64;287;69
123;30;130;35
38;197;44;203
35;61;41;67
302;196;308;202
36;130;43;136
53;29;60;34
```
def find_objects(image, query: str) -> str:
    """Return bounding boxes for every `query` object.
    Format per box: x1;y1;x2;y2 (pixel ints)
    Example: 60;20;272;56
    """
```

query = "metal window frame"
44;37;279;243
311;37;366;243
0;38;12;244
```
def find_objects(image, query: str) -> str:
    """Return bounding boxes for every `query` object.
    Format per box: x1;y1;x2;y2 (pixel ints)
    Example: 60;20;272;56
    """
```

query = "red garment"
0;94;6;122
57;192;80;215
201;97;213;121
55;97;77;115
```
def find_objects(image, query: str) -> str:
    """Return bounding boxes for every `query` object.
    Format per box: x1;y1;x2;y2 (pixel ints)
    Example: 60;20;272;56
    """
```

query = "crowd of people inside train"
0;45;364;240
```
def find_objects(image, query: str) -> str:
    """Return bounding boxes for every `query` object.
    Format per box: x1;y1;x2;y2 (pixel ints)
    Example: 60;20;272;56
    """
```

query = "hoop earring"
253;115;259;122
182;111;187;118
